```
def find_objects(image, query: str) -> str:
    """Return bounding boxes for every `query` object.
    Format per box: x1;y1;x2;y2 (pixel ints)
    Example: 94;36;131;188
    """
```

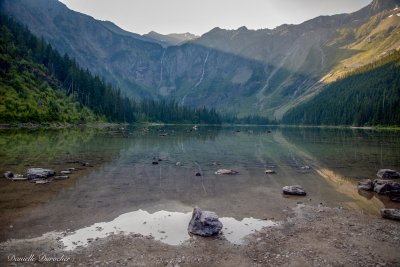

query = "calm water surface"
0;126;399;246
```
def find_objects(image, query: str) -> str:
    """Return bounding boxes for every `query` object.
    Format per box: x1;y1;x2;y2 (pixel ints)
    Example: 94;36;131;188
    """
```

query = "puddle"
61;209;277;250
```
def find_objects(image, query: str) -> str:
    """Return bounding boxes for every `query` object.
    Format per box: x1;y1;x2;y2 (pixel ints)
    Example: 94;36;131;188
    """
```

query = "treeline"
222;114;278;125
0;14;221;124
282;50;400;126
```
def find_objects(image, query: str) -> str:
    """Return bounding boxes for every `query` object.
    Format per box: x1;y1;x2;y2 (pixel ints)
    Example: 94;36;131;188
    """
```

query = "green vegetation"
282;50;400;126
0;14;222;124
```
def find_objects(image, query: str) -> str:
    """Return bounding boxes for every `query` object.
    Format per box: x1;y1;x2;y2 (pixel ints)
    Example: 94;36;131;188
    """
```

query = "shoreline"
1;203;399;266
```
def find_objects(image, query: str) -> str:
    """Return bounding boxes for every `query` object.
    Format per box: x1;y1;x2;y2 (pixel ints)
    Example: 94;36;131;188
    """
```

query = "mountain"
2;0;400;119
282;50;400;126
143;31;199;47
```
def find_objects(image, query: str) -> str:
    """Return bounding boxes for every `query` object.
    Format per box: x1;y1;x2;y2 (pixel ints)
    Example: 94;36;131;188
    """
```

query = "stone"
152;161;159;165
373;179;400;194
188;207;223;237
214;169;238;175
283;185;307;196
176;162;182;166
195;172;202;176
4;171;13;179
54;175;69;180
377;169;400;179
357;179;373;191
387;190;400;202
26;168;55;179
381;209;400;221
60;170;72;174
265;169;276;174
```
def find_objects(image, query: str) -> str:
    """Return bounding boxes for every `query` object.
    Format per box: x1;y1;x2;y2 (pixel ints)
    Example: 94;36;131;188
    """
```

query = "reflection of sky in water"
61;209;277;250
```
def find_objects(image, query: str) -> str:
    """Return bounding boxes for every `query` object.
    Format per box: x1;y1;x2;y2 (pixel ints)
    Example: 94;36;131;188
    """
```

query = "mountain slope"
282;50;400;126
3;0;400;119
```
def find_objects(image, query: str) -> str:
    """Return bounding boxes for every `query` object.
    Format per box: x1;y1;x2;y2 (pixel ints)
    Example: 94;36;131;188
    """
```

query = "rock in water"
214;169;238;175
381;209;400;221
4;171;13;179
387;190;400;202
283;185;307;196
26;168;55;179
357;179;373;191
188;207;223;237
373;179;400;194
377;169;400;179
265;169;276;174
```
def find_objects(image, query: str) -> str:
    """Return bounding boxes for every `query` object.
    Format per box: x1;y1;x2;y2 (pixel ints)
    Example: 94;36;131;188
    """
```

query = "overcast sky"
59;0;372;36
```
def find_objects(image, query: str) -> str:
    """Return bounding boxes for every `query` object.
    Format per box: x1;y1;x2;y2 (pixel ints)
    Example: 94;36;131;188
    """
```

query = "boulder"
26;168;55;180
195;172;202;176
357;179;373;191
4;171;13;179
188;207;223;237
214;169;238;175
387;190;400;202
265;169;276;174
377;169;400;179
283;185;307;196
373;179;400;194
381;209;400;221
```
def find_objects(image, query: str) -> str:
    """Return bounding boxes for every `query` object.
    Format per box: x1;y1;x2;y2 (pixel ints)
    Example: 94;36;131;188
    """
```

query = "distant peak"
237;26;248;31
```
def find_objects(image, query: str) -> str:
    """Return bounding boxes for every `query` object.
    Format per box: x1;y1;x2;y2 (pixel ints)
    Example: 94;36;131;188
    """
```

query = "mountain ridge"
2;0;399;119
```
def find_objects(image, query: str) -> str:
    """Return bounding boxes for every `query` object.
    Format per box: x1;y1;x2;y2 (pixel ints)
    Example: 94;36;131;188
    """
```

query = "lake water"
0;126;399;248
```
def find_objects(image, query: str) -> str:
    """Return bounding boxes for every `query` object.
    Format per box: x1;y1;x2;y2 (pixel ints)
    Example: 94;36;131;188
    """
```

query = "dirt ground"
1;204;399;267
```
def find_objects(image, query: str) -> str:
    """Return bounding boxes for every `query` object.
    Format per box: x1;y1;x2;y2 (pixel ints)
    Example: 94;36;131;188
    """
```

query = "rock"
387;190;400;202
188;207;223;237
82;162;92;167
357;179;373;191
60;170;72;174
152;161;159;165
265;169;276;174
35;179;51;184
377;169;400;179
283;185;307;196
26;168;55;179
214;169;238;175
373;179;400;194
176;162;182;166
381;209;400;221
4;171;13;179
195;172;202;176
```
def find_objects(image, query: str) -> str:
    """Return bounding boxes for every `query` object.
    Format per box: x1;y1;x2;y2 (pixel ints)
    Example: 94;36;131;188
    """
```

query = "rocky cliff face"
2;0;400;118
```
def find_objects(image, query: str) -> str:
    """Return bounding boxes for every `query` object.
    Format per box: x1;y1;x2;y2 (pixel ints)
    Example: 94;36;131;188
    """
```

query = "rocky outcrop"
26;168;55;179
188;207;223;237
376;169;400;179
381;209;400;221
283;185;307;196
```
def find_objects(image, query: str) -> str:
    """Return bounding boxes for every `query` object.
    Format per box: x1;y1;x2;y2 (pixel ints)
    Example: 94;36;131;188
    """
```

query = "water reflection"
61;209;276;250
0;126;399;243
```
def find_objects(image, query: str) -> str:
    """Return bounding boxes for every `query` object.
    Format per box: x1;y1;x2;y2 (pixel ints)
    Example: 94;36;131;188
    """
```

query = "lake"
1;125;399;247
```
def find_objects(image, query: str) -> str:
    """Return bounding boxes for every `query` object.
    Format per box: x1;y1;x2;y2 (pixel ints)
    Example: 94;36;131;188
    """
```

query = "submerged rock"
26;168;55;179
214;169;238;175
377;169;400;179
381;209;400;221
387;190;400;202
357;179;373;191
4;171;13;179
373;179;400;194
283;185;307;196
188;207;223;237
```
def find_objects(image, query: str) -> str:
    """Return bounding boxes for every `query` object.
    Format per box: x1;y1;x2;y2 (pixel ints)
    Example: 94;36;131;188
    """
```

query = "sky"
59;0;372;36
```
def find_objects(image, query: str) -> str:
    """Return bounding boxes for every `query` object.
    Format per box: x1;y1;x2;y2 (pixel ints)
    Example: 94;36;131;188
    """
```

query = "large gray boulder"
373;179;400;194
283;185;307;196
357;179;373;191
188;207;223;237
377;169;400;179
26;168;55;179
381;209;400;221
